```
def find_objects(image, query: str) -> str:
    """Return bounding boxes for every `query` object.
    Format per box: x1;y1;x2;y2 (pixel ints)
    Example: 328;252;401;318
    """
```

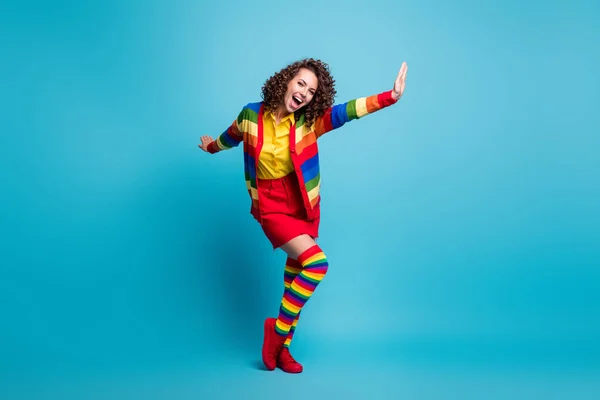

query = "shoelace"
279;348;297;364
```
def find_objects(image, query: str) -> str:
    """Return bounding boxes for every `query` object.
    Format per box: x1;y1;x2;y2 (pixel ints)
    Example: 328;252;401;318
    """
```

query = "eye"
298;81;304;86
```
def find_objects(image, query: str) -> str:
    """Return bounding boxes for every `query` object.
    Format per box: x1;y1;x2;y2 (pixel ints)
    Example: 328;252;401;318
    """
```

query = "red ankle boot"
262;318;287;371
277;347;303;373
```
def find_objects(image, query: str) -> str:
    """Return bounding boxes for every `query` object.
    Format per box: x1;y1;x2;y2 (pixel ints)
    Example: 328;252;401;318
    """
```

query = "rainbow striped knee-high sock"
282;257;302;348
275;245;329;337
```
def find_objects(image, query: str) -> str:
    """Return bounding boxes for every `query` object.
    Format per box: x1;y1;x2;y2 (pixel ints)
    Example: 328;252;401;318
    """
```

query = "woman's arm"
198;114;244;154
314;62;408;137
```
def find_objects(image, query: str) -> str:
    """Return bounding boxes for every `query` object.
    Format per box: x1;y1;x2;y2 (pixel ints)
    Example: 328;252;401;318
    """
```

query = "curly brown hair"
261;58;336;128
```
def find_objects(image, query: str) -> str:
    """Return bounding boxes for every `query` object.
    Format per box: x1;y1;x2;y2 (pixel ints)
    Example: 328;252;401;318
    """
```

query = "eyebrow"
299;79;316;92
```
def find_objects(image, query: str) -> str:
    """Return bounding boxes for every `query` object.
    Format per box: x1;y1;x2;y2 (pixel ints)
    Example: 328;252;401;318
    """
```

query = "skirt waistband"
257;172;299;189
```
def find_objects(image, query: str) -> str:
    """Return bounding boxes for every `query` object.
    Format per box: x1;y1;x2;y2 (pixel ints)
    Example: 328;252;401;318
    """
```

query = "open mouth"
291;95;304;108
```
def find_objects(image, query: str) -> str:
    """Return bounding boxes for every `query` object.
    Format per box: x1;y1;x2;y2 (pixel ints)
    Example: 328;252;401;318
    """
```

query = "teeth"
293;96;303;104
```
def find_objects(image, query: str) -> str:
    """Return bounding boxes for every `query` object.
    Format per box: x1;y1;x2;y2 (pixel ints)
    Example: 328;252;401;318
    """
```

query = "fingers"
392;62;408;99
198;135;213;151
397;62;408;82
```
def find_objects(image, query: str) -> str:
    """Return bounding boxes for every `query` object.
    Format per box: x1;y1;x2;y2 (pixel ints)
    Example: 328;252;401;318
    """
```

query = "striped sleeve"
207;114;244;154
313;90;398;138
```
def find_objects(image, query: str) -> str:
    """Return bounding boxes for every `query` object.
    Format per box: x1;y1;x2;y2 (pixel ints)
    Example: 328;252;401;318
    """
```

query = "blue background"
1;0;599;398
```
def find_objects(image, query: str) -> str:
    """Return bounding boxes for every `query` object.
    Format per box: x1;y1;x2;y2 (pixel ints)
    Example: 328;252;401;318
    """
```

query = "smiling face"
281;68;319;114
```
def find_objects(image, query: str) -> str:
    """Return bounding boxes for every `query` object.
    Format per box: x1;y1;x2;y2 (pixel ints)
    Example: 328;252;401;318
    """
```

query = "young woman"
198;58;408;373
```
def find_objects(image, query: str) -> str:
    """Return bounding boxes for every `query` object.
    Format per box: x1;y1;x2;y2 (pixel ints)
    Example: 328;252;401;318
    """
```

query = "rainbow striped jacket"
207;89;398;221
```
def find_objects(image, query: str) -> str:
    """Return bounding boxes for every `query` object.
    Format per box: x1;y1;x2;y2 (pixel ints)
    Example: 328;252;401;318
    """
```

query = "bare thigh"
280;234;318;260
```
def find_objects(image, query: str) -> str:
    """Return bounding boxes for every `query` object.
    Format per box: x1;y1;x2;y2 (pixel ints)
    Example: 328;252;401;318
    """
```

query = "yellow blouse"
256;110;295;179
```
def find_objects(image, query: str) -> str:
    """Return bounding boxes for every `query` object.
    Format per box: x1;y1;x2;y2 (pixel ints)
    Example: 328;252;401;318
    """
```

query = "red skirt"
252;173;320;249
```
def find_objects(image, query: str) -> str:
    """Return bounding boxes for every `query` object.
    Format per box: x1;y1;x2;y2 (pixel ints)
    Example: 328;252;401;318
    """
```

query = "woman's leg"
262;234;329;370
276;234;329;337
282;257;303;349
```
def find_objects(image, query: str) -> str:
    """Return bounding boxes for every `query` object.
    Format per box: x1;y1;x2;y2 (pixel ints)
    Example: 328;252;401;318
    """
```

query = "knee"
305;250;329;277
